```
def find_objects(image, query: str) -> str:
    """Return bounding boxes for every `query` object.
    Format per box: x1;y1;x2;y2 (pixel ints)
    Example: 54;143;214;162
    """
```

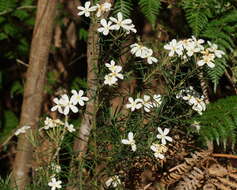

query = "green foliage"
138;0;161;27
10;81;23;97
0;176;12;190
206;58;227;92
182;0;214;36
114;0;133;18
0;0;35;59
192;96;237;150
201;10;237;51
0;110;18;146
183;0;237;90
78;28;88;41
0;0;17;12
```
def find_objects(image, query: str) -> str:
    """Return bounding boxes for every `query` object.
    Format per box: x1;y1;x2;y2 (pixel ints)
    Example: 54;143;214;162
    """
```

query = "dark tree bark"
11;0;58;189
67;1;114;189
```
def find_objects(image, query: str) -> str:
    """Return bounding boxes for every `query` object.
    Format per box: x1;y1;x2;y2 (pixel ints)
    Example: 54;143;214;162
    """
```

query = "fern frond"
192;96;237;150
207;58;227;92
182;0;213;36
138;0;161;27
114;0;133;18
201;10;237;51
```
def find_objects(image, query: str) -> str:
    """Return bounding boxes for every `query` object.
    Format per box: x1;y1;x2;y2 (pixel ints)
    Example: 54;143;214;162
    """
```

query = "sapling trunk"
11;0;58;189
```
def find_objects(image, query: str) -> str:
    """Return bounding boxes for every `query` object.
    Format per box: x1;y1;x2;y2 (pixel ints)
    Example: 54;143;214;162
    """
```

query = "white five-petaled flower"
97;19;116;36
164;39;184;57
109;12;133;31
71;90;89;106
48;178;62;190
96;2;111;17
157;127;173;145
50;163;61;174
191;96;206;115
105;60;122;73
207;41;225;58
59;94;79;115
121;132;136;152
191;36;204;51
182;94;197;105
197;50;215;68
126;97;143;111
51;97;63;114
15;125;31;136
153;94;162;107
150;143;168;159
105;175;121;188
65;122;76;133
43;117;63;130
125;24;137;34
104;74;118;86
77;1;97;17
108;66;124;80
142;95;153;112
144;49;158;64
130;43;150;58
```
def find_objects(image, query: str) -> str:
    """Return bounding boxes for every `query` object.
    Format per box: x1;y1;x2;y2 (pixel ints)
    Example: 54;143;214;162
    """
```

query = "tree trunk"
67;1;113;189
11;0;58;189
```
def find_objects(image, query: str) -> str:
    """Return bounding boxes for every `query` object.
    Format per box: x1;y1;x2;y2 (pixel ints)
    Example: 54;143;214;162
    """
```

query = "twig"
212;153;237;159
16;59;28;67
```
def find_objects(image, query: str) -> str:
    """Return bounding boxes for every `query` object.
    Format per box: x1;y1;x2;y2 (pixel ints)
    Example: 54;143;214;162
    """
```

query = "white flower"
48;178;62;190
144;49;158;64
108;67;124;80
51;97;63;114
105;175;121;188
191;97;206;115
121;132;136;152
71;90;89;106
105;60;122;73
15;125;31;136
126;97;143;111
164;39;183;57
207;41;225;58
157;127;173;145
153;94;162;107
43;117;63;130
192;121;201;132
150;143;168;159
77;1;97;17
104;74;118;86
182;94;197;105
96;2;111;17
191;36;204;52
51;163;61;174
97;19;116;36
59;94;79;115
125;24;137;34
65;122;76;133
197;51;215;68
130;43;150;58
142;95;153;112
109;12;132;31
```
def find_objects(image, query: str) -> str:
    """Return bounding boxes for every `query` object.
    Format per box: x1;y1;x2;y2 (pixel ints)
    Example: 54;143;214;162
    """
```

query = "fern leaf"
182;0;213;36
192;96;237;150
139;0;161;27
114;0;133;18
201;10;237;51
207;58;227;92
